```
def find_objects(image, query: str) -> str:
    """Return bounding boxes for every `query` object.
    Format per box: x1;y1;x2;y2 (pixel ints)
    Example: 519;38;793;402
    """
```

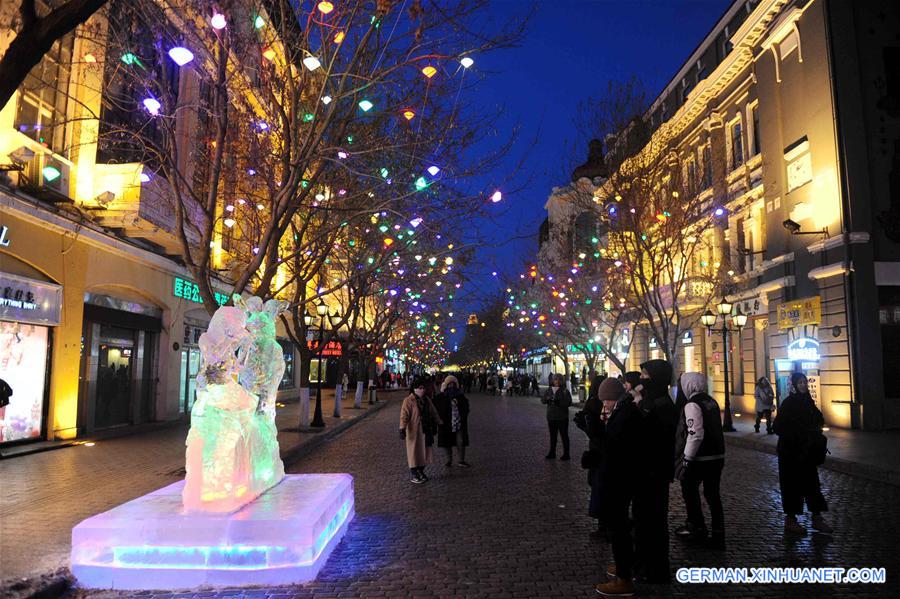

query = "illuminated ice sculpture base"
71;474;354;590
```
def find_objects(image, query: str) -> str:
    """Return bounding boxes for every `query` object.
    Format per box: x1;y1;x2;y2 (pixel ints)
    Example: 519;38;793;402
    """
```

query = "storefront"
78;293;161;433
773;296;822;406
0;271;62;446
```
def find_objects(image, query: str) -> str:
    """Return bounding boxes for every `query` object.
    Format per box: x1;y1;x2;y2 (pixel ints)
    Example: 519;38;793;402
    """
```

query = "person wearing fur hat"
673;372;726;549
435;375;471;467
400;376;443;484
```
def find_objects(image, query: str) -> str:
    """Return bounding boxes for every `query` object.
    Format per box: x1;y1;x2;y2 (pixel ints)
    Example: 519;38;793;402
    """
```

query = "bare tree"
0;0;108;109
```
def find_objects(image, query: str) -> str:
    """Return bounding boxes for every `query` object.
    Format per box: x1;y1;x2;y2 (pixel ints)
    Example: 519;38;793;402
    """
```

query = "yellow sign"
777;296;821;330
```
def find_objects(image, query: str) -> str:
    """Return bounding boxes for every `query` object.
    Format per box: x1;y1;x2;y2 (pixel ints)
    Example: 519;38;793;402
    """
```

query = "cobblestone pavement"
64;392;900;599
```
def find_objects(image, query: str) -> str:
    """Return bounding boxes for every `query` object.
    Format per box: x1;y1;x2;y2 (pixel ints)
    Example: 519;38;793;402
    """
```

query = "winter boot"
811;514;834;534
594;577;635;597
784;515;807;535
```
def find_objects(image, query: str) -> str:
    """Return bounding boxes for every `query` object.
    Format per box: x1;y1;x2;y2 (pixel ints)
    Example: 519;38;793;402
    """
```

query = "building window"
748;103;761;156
730;120;744;169
13;32;75;155
278;339;295;389
702;144;713;189
685;156;697;195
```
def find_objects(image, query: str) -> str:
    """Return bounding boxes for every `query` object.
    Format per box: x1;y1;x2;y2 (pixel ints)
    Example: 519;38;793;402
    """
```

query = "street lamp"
311;301;330;428
702;300;747;432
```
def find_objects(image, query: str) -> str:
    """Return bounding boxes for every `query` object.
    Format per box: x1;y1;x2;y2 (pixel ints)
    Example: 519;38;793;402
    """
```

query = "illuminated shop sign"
0;272;62;326
173;277;228;306
787;337;820;362
1;321;48;444
681;331;693;345
777;296;821;330
0;225;10;247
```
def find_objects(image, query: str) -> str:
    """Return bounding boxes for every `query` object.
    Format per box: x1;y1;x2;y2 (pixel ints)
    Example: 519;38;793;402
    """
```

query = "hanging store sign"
681;331;694;345
308;340;342;356
777;296;821;330
787;337;820;362
0;272;62;326
173;277;228;306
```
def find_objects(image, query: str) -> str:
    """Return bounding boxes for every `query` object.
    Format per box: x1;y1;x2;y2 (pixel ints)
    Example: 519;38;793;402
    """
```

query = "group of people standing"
559;362;832;597
399;374;471;484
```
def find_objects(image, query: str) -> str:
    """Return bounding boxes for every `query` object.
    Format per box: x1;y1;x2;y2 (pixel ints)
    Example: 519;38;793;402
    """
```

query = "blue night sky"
451;0;732;336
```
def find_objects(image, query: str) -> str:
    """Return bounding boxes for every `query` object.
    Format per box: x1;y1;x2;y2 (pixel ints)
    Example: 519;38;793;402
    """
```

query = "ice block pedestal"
71;474;354;590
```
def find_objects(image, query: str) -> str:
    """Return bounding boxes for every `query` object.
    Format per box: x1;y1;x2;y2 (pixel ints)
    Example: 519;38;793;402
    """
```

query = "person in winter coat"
773;372;832;535
399;377;443;484
593;380;645;597
542;373;573;460
435;375;471;467
632;359;676;584
754;377;775;434
622;371;642;394
576;376;623;540
673;372;726;549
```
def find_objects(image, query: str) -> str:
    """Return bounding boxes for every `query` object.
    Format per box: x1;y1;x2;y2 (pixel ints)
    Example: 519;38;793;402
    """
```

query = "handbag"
581;449;602;470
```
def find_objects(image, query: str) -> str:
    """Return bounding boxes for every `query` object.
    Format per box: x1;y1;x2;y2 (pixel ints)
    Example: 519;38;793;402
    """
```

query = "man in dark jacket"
593;385;646;597
633;359;676;584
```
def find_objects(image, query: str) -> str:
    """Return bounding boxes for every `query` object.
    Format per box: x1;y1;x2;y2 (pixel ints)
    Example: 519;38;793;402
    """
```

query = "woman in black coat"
434;375;471;467
773;372;832;535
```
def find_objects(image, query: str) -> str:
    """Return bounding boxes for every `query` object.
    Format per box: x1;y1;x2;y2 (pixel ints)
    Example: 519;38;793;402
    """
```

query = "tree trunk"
0;0;108;110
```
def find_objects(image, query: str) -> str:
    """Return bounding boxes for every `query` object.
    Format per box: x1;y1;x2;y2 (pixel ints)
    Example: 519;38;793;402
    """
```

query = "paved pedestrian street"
39;393;895;598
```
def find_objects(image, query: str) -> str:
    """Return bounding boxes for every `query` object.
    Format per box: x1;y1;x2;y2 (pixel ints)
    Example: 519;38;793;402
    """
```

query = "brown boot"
606;563;616;578
594;577;636;597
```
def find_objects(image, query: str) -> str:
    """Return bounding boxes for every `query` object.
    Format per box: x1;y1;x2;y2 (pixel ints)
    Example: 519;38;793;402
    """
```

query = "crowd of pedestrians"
395;363;832;595
565;363;833;597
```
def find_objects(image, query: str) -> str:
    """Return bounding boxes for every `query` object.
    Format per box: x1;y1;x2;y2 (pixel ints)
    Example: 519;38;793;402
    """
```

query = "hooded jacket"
675;372;725;462
639;359;677;481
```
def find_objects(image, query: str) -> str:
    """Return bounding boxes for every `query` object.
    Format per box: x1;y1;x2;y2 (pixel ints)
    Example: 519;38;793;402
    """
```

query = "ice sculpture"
182;295;286;513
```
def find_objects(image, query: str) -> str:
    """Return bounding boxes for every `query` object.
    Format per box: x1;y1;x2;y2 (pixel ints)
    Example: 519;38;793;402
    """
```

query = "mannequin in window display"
182;295;287;513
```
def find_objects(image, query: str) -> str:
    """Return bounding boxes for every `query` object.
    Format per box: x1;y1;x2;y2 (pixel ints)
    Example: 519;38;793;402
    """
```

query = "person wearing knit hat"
576;375;625;542
435;375;471;467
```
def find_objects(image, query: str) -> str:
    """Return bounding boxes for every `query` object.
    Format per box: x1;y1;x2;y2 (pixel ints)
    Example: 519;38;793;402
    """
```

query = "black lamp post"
310;301;329;428
702;298;748;432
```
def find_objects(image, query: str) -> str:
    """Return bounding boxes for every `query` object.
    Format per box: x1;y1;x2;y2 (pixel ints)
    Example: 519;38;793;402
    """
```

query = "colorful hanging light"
460;56;474;69
490;190;502;203
254;15;265;29
427;165;440;176
168;47;194;66
42;166;61;182
422;65;437;78
142;97;161;115
402;109;415;120
262;46;277;61
322;95;332;104
303;56;321;70
318;1;334;14
210;13;227;29
334;31;345;43
358;99;373;112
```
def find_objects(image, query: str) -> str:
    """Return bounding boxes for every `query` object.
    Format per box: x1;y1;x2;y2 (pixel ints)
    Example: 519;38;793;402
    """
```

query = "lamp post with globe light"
308;301;339;428
701;298;748;432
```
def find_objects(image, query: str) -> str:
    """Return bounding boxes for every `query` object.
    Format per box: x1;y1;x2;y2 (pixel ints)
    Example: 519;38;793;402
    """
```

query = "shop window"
278;339;295;389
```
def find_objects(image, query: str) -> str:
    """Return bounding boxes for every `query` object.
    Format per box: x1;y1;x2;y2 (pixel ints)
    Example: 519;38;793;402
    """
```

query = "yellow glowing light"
262;47;277;61
384;237;394;246
403;109;415;120
334;31;345;43
422;65;437;78
318;1;334;14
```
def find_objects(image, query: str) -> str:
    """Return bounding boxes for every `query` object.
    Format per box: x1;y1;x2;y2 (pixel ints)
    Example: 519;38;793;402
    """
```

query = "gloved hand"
399;429;406;440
